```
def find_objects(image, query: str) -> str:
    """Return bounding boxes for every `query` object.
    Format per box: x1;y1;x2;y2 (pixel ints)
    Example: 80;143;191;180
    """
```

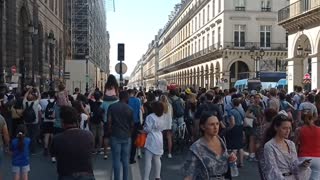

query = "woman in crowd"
11;128;30;180
295;112;320;180
143;101;165;180
100;75;120;160
54;83;71;134
264;114;311;180
226;98;245;167
183;112;237;180
159;95;173;158
245;94;264;161
72;101;89;131
185;90;197;142
104;74;119;101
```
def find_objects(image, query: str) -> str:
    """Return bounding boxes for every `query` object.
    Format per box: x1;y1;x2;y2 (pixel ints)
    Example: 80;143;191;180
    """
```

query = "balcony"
223;42;287;51
279;0;320;30
261;7;271;12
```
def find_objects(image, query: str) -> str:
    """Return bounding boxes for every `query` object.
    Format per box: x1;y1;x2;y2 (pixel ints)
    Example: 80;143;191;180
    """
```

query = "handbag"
135;133;147;148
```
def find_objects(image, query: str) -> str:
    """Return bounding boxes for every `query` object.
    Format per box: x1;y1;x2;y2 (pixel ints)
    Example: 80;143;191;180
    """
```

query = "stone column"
311;56;320;90
287;58;303;93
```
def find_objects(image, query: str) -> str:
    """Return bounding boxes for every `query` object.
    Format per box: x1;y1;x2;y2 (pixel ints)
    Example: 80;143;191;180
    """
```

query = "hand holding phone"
301;159;312;168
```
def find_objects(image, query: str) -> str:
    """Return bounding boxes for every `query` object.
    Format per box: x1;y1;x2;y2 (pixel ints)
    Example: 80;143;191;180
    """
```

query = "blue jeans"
111;137;131;180
58;175;95;180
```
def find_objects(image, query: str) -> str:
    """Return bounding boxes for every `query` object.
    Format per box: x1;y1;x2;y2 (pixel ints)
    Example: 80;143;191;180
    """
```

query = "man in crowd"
268;88;280;112
127;89;141;164
51;106;95;180
108;91;134;180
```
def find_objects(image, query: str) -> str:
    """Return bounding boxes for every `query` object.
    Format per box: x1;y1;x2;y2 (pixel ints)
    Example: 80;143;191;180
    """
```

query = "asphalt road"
2;150;260;180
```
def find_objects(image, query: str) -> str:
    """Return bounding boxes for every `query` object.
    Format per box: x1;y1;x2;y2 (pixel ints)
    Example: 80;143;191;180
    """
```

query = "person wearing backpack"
168;89;185;134
88;91;104;155
23;87;41;154
41;90;56;157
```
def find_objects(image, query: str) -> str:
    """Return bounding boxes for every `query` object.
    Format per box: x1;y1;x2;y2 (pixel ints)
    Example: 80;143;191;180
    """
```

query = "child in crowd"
11;128;31;180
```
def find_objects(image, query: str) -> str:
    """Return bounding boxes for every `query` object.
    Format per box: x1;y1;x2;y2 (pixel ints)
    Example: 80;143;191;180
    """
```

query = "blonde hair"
159;95;169;113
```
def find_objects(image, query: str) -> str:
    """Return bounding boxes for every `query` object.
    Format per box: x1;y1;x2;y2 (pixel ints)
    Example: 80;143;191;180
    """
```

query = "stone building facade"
279;0;320;92
0;0;66;91
156;0;289;90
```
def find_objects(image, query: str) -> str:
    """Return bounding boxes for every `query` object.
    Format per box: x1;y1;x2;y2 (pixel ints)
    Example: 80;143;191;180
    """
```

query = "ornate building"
156;0;289;90
279;0;320;92
0;0;66;91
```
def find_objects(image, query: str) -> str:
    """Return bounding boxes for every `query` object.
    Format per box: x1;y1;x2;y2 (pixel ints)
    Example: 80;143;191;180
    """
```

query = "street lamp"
250;47;265;79
29;23;39;86
297;45;303;57
48;32;55;90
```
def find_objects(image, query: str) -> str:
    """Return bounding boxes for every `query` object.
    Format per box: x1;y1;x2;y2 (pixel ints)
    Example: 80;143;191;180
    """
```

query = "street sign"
115;63;127;74
304;73;311;80
11;66;17;74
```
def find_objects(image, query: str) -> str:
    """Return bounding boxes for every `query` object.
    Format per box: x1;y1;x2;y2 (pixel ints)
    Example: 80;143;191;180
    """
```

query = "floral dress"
182;137;229;180
264;138;311;180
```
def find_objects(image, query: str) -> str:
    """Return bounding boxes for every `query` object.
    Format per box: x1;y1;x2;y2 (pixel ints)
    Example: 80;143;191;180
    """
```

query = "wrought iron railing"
223;42;287;50
279;0;320;22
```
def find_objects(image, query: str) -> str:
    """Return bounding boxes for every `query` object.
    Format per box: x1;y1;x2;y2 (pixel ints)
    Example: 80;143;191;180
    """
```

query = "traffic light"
118;43;125;61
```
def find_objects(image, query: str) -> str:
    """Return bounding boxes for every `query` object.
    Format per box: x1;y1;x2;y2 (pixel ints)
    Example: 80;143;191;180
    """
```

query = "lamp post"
48;32;55;90
29;23;38;86
250;47;265;79
85;55;89;93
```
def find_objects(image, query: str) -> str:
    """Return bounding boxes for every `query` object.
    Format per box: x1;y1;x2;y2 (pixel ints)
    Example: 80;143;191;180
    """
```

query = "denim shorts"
12;165;30;173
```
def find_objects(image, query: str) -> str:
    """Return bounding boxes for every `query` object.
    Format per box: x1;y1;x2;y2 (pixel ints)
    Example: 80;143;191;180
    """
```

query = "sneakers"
103;155;108;160
51;157;56;163
168;154;172;159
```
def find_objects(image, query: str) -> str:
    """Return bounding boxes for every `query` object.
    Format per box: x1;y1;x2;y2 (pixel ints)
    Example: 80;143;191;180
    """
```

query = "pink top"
105;88;117;96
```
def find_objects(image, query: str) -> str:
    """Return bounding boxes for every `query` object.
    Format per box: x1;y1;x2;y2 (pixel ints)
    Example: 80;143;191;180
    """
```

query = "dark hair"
16;127;25;152
74;88;80;93
152;101;164;117
147;92;155;102
213;95;222;104
119;90;129;101
264;114;292;144
199;112;219;136
278;92;286;101
264;108;278;123
307;94;315;103
48;90;55;98
296;86;303;92
60;106;80;125
229;88;237;93
169;89;177;96
105;74;119;93
205;92;214;101
76;94;88;104
72;100;85;114
93;91;101;100
302;112;313;125
127;89;135;95
41;92;48;99
232;98;241;107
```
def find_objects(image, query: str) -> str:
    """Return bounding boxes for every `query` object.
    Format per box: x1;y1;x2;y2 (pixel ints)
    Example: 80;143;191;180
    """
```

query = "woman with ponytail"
10;128;30;180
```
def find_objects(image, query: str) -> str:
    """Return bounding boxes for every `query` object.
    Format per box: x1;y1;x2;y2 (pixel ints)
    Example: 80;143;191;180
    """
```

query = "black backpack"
45;100;56;120
90;101;104;124
23;102;36;123
171;97;184;118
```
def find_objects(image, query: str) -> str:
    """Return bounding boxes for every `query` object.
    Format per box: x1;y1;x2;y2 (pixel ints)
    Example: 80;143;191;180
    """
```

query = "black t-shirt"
50;129;94;176
108;102;134;138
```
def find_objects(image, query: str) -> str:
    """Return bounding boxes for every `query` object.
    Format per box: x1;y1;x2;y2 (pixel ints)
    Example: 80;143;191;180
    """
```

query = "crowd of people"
0;75;320;180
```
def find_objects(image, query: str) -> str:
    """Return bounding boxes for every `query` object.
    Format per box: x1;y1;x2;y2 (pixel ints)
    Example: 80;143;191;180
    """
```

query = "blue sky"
106;0;180;77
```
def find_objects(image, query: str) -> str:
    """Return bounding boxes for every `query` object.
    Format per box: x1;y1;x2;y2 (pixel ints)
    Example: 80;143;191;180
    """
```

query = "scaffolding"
70;0;109;72
71;0;89;59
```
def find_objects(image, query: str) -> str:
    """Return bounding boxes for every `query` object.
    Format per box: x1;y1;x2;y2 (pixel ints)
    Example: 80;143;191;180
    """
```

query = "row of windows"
235;0;272;11
42;0;63;19
160;25;273;69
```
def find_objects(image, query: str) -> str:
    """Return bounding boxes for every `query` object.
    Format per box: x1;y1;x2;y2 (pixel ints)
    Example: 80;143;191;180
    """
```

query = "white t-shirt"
80;113;90;131
144;113;165;155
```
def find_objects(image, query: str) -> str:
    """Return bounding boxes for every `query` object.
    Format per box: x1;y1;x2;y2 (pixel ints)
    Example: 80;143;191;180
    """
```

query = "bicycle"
173;120;191;154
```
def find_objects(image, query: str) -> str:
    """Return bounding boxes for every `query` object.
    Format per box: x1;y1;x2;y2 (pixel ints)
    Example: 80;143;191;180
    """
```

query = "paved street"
2;150;260;180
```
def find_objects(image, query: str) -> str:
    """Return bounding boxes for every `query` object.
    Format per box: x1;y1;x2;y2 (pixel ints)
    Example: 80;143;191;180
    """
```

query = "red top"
298;126;320;157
